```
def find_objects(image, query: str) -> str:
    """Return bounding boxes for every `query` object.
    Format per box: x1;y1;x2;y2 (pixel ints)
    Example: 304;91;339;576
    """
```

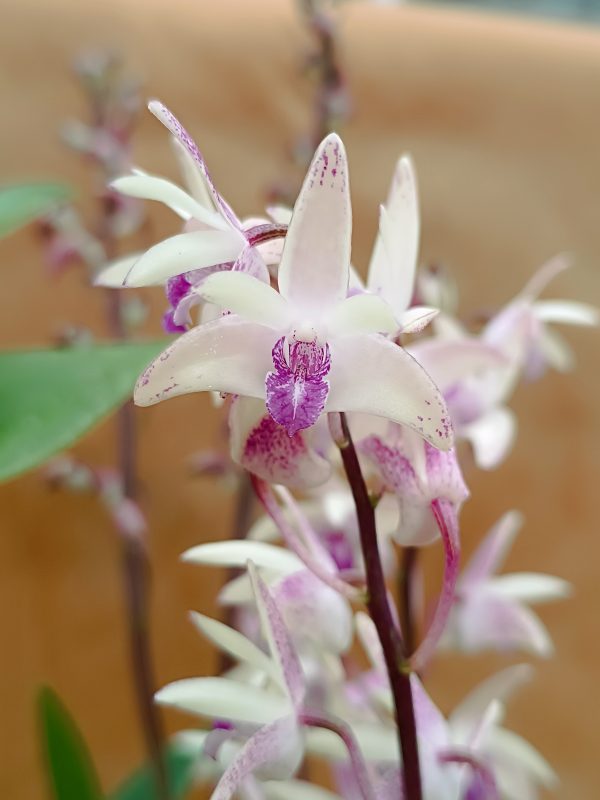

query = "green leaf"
0;340;165;482
38;686;104;800
110;740;199;800
0;182;72;238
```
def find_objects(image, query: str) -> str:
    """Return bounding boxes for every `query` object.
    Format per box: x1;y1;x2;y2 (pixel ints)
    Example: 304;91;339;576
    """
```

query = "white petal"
534;299;599;326
200;271;291;329
124;229;245;287
170;136;216;210
182;540;302;574
459;510;523;588
278;134;350;315
519;253;571;300
229;397;332;490
189;611;282;686
460;406;517;470
94;253;144;288
487;573;571;603
134;316;274;407
328;293;398;336
326;334;453;450
111;174;226;227
408;338;507;393
450;664;534;732
266;205;292;225
367;155;419;319
537;325;574;372
156;677;289;724
487;727;557;788
306;721;398;763
399;305;438;334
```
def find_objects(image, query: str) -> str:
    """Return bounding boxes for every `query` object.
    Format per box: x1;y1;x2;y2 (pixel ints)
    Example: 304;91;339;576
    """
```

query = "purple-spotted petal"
134;316;274;406
229;397;331;490
278;134;350;314
148;100;241;230
266;338;331;437
327;334;453;450
211;716;304;800
124;229;245;287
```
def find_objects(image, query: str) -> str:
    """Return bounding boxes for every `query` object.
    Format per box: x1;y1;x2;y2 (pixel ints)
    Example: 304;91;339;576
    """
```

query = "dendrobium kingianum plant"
96;100;597;799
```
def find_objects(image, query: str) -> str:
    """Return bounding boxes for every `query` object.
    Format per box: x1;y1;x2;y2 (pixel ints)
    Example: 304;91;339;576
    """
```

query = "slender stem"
300;711;376;800
334;414;422;800
399;546;418;656
410;499;460;673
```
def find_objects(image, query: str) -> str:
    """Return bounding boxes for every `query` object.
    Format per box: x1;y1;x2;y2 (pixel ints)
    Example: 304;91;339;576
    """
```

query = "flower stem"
334;413;423;800
300;711;376;800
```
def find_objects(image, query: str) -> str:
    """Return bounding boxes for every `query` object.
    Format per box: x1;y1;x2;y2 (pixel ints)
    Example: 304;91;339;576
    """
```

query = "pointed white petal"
450;664;534;732
278;134;350;315
399;305;438;334
229;397;331;490
487;573;571;603
94;253;144;287
156;677;288;724
534;299;599;326
211;716;304;799
367;155;419;319
408;338;507;393
111;174;225;227
328;293;398;336
189;611;282;686
306;721;398;763
200;271;291;329
219;573;259;606
170;136;216;210
266;205;293;225
248;562;305;709
519;253;571;300
459;510;523;588
327;334;453;450
134;316;274;406
536;325;574;373
182;540;302;574
487;727;558;788
461;406;517;470
124;229;244;287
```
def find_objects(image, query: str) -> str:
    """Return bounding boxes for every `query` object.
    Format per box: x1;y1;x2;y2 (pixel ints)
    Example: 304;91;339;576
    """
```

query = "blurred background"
1;0;599;797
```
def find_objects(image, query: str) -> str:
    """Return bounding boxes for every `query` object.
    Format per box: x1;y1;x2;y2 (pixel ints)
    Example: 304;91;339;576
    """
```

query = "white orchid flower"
134;133;453;459
441;510;571;657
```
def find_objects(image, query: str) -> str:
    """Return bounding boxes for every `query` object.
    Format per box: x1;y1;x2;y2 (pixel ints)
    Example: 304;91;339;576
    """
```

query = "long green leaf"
0;340;165;482
0;182;72;238
110;741;199;800
38;686;104;800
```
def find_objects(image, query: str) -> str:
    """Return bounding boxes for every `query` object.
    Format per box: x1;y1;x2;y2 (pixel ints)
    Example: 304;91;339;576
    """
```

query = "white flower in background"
441;510;571;657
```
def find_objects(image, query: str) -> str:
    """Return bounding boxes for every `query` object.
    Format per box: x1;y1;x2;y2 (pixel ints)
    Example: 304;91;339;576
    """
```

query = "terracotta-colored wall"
1;1;598;797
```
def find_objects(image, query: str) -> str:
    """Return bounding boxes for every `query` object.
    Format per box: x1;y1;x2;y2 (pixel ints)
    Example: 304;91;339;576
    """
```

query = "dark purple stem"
335;414;423;800
410;499;460;672
300;711;375;800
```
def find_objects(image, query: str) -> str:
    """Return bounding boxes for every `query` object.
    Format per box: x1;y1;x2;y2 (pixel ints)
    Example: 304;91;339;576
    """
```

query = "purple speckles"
265;336;331;437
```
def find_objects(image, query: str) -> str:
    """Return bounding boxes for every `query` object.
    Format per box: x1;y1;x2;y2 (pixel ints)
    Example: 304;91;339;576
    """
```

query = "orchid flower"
95;101;285;331
441;511;571;657
134;132;453;459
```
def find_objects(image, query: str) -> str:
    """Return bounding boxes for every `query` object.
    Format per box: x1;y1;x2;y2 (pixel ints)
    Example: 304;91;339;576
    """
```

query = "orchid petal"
450;665;534;733
170;136;216;210
148;100;241;229
408;339;507;394
123;229;244;287
94;253;144;287
306;721;398;763
329;293;398;336
400;305;439;334
182;540;302;574
248;562;305;709
263;780;342;800
535;325;574;373
211;716;304;800
519;253;571;300
487;573;571;603
459;511;523;588
461;406;517;470
327;334;453;450
134;316;274;406
111;173;226;227
487;727;557;789
266;205;293;225
233;245;270;283
533;299;599;326
278;134;350;314
199;271;291;329
367;155;419;320
156;677;289;724
189;611;282;686
229;397;332;490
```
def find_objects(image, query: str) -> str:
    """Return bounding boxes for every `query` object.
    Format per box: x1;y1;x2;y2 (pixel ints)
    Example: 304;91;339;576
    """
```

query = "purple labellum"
162;309;187;334
266;337;331;437
322;529;354;572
